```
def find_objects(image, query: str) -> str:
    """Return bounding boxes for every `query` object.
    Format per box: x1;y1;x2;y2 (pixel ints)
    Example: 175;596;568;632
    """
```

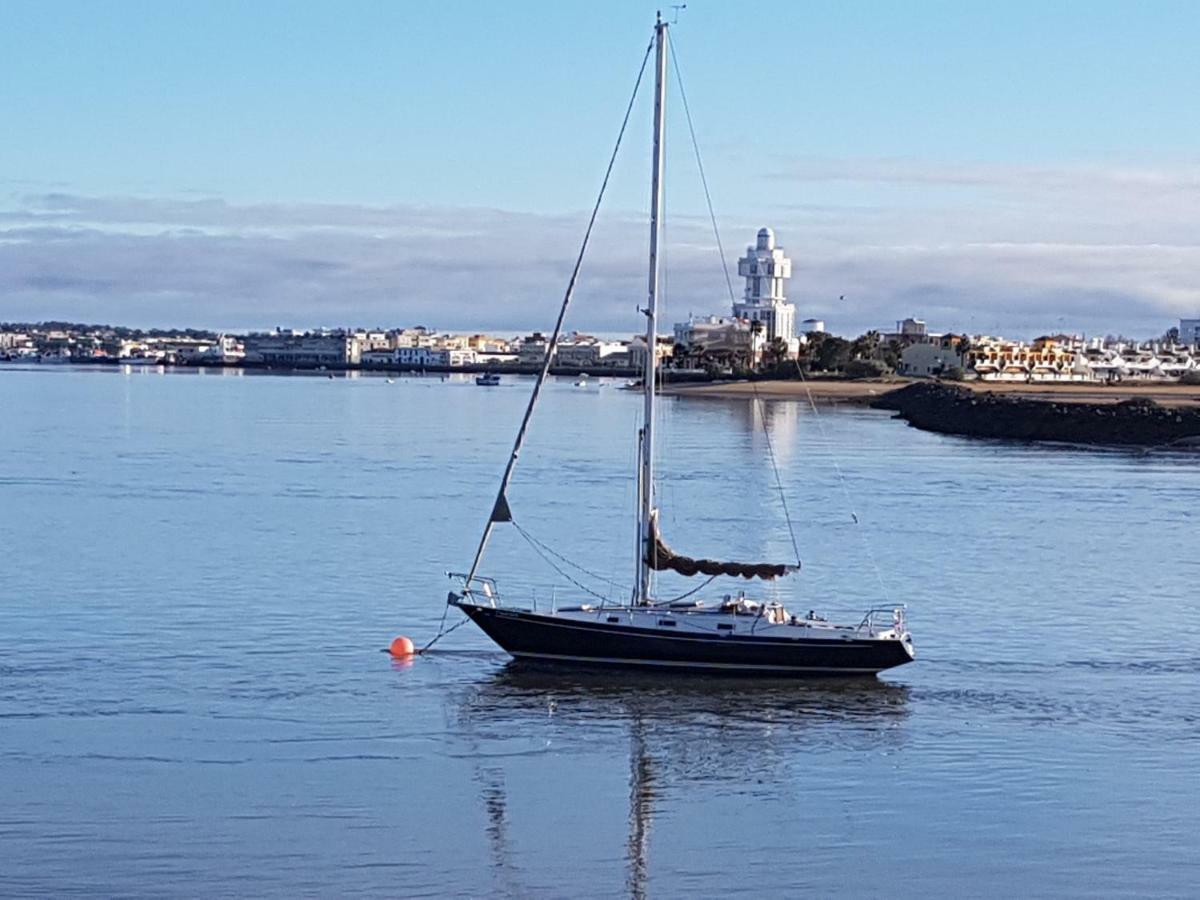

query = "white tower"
734;227;795;344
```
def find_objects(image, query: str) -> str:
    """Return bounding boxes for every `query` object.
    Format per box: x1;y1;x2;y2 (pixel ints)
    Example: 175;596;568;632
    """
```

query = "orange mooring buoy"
389;636;416;658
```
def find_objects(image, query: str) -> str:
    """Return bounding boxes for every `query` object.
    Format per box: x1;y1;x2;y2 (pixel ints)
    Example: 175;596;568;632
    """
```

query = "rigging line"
514;523;627;590
512;521;612;604
463;33;655;586
672;32;888;607
669;36;738;309
750;382;803;568
419;615;470;654
671;33;890;610
654;572;718;606
793;363;894;605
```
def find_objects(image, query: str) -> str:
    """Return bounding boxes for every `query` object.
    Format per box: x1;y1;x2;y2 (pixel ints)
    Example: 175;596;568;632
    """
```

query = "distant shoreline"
0;357;683;381
663;378;1200;407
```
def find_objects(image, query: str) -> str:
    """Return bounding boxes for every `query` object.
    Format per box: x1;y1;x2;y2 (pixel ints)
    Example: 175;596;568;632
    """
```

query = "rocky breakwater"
872;382;1200;446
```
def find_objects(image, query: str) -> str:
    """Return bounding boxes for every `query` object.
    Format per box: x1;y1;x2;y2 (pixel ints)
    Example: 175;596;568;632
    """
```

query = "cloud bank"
3;158;1199;337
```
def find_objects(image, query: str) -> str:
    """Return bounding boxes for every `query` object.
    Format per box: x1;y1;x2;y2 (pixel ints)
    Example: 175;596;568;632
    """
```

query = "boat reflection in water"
453;662;910;896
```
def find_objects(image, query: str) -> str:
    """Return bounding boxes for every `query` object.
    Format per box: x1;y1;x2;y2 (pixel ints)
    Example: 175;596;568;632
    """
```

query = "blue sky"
4;0;1200;335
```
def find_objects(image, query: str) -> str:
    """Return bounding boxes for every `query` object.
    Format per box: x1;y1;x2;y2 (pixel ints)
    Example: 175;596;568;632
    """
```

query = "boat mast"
637;13;668;605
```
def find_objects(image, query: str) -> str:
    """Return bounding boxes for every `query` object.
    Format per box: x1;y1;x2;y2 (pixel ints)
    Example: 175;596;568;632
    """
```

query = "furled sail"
645;515;798;581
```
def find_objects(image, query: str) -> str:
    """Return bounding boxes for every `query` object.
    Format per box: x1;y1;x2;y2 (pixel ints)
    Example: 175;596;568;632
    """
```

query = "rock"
870;382;1200;446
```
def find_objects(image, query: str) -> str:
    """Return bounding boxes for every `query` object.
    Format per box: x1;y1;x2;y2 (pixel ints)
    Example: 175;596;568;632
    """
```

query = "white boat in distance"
476;373;501;386
444;15;914;676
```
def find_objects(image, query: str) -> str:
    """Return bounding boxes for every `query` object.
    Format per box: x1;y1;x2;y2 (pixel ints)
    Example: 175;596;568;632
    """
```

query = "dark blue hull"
459;604;914;676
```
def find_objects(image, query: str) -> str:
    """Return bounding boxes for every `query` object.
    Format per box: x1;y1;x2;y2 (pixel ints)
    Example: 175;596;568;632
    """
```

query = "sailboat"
446;14;914;675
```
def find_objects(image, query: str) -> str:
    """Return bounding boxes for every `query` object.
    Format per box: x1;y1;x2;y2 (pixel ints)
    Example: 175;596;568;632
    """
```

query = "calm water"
1;364;1198;897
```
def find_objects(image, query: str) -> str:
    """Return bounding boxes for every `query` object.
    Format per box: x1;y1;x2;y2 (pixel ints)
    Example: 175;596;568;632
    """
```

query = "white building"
361;348;396;366
554;338;627;367
734;227;796;345
359;331;393;351
799;318;825;334
0;332;31;349
517;335;549;365
214;335;244;362
396;347;474;367
189;334;243;363
674;315;756;361
394;327;437;348
898;340;965;377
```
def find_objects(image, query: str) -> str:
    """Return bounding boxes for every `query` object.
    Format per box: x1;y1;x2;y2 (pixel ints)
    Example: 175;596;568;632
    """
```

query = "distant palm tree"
850;330;881;361
671;341;691;369
957;335;974;372
763;336;788;370
882;338;903;370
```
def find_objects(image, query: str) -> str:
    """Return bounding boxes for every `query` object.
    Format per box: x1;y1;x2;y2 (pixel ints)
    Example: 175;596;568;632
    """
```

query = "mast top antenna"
670;4;686;24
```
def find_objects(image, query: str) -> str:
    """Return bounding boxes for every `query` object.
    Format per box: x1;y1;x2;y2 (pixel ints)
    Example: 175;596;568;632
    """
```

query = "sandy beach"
663;378;1200;407
662;379;897;404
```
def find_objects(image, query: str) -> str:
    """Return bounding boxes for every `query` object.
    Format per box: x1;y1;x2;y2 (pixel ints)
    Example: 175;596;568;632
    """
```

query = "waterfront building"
394;327;437;348
475;350;519;366
1181;318;1200;347
626;335;674;371
1158;353;1196;378
212;334;245;362
361;348;396;366
395;347;475;367
0;331;31;349
733;227;796;344
898;338;967;377
243;332;362;366
517;334;550;365
152;336;225;364
511;332;631;368
673;315;756;366
0;332;36;359
359;331;393;351
966;335;1135;382
438;334;474;351
117;339;161;361
165;334;243;364
967;336;1079;381
465;334;513;353
555;336;628;367
169;343;214;364
1121;351;1165;380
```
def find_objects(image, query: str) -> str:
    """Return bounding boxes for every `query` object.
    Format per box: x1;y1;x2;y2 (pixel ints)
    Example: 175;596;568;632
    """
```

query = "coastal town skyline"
6;3;1200;337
